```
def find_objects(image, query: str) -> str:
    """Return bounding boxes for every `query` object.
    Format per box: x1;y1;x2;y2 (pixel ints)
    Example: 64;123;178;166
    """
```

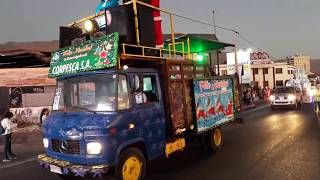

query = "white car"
270;86;302;110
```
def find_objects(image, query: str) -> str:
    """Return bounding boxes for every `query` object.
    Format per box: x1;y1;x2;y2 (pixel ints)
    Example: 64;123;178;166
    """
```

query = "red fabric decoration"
150;0;163;47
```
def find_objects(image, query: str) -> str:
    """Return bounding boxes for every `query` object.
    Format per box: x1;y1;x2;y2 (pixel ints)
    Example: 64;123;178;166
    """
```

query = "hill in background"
0;41;58;52
311;59;320;74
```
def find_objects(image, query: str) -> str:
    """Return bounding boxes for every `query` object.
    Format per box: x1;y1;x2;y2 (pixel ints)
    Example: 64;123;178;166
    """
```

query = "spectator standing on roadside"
1;111;17;162
40;108;50;124
314;85;320;113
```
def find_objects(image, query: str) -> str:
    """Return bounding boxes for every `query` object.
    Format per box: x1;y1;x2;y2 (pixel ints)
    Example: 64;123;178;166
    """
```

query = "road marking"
0;158;37;170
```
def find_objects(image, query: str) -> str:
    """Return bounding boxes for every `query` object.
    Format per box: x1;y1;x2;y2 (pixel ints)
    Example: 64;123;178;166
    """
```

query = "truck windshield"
53;74;122;112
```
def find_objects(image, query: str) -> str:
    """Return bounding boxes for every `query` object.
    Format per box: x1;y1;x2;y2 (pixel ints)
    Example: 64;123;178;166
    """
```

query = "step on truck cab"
38;1;242;179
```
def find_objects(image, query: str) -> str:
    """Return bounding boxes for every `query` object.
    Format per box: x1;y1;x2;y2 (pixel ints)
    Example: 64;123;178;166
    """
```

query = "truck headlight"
87;142;102;155
288;94;296;101
43;138;49;149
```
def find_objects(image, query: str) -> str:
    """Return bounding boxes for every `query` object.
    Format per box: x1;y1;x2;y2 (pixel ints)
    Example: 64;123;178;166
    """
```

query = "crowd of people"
242;86;272;105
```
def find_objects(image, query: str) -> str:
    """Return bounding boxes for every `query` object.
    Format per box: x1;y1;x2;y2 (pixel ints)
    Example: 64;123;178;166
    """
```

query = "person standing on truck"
1;111;17;162
313;85;320;113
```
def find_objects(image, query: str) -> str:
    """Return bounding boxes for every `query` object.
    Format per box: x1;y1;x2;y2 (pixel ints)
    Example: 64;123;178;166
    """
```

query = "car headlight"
43;138;49;149
87;142;102;155
288;94;296;101
269;95;275;101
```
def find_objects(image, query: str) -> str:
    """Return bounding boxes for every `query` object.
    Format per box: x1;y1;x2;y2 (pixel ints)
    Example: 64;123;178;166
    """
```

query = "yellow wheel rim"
213;129;222;146
122;157;142;180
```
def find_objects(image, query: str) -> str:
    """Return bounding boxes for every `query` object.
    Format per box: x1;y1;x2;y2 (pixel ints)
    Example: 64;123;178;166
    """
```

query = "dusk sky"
0;0;319;59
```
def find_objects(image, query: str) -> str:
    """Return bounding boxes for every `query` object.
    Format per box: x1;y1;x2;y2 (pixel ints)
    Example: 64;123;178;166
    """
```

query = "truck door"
132;73;166;160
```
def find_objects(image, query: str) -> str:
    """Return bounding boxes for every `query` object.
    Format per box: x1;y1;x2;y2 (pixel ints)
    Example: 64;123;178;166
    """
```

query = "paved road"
0;104;319;180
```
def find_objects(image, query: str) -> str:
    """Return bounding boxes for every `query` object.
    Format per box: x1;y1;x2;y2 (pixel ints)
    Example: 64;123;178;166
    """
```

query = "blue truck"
38;1;241;179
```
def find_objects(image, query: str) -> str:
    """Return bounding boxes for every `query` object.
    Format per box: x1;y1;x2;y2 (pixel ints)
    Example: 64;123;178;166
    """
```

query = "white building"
214;60;296;89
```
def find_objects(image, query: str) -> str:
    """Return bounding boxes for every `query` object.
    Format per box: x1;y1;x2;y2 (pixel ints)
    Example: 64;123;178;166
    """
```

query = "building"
288;54;310;73
0;47;57;124
214;59;296;89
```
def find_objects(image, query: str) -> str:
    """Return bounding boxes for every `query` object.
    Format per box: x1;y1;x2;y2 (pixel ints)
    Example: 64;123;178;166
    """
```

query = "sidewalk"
0;128;43;169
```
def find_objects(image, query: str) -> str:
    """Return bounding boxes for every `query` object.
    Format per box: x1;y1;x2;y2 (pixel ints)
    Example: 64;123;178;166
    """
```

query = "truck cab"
41;69;168;177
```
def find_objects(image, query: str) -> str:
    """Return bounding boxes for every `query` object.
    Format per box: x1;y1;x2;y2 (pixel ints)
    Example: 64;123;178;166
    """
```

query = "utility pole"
212;10;219;75
212;10;217;35
233;30;239;75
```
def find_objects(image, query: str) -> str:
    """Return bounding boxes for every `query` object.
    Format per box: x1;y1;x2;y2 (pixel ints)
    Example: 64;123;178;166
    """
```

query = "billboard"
193;78;235;133
250;51;272;65
227;50;251;84
49;32;119;78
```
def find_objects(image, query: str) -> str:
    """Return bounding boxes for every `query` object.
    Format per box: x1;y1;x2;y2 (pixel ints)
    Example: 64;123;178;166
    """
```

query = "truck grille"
51;139;80;155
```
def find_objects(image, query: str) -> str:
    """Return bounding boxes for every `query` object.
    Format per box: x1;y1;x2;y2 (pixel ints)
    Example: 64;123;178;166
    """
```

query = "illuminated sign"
227;50;251;84
250;51;270;60
49;32;119;78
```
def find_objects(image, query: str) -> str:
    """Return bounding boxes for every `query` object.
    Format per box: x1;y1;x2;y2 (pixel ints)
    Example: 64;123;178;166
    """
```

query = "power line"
171;12;237;33
171;13;276;59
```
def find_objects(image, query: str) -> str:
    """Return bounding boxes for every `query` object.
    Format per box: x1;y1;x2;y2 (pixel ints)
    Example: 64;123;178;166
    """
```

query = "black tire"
115;147;146;180
203;127;223;153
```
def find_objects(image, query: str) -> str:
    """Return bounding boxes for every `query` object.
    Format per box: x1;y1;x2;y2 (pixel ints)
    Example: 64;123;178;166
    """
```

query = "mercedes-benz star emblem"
60;141;68;152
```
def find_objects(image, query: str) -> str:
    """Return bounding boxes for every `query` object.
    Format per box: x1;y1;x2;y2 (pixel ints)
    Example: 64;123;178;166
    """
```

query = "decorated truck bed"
163;59;240;136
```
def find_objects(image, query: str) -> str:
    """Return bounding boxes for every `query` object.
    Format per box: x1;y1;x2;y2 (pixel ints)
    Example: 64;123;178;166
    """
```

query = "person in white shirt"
40;108;49;125
1;112;17;162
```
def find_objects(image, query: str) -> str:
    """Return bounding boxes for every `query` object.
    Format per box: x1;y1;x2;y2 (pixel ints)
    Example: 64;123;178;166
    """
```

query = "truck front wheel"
204;127;223;153
116;147;146;180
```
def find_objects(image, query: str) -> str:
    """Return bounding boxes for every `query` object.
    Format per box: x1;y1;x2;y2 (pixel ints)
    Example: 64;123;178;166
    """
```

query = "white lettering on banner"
51;60;91;75
80;60;91;70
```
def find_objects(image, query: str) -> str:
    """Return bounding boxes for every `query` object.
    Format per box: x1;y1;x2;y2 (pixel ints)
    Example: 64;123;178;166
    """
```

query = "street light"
84;20;94;32
196;54;205;64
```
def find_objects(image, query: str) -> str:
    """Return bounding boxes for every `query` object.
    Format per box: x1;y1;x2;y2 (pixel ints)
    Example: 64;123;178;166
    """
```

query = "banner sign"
49;32;119;78
227;50;251;84
250;51;269;60
193;78;235;133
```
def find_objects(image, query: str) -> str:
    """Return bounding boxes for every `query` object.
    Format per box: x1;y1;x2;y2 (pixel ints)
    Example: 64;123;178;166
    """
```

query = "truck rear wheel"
203;127;223;153
115;147;146;180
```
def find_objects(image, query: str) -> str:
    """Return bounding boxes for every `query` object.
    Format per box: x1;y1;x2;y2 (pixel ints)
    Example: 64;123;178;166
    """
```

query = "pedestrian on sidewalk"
40;108;49;125
314;85;320;113
263;87;271;104
1;111;17;162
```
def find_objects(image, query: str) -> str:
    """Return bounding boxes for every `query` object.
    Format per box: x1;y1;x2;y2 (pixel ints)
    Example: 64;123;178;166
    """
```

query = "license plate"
50;165;62;174
280;97;284;100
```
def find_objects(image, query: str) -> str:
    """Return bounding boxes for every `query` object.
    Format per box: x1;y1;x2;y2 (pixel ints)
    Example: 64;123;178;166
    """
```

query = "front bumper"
38;154;110;178
271;101;296;106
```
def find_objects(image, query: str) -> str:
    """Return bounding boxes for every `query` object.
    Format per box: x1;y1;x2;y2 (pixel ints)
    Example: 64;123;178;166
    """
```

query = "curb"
241;104;269;114
240;104;256;111
0;158;37;170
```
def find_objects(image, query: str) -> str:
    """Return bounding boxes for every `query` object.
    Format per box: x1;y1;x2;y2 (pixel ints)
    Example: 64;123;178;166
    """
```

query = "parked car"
269;86;302;110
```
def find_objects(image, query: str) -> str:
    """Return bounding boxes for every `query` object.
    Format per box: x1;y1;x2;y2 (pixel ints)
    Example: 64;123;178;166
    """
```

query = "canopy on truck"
164;34;235;54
